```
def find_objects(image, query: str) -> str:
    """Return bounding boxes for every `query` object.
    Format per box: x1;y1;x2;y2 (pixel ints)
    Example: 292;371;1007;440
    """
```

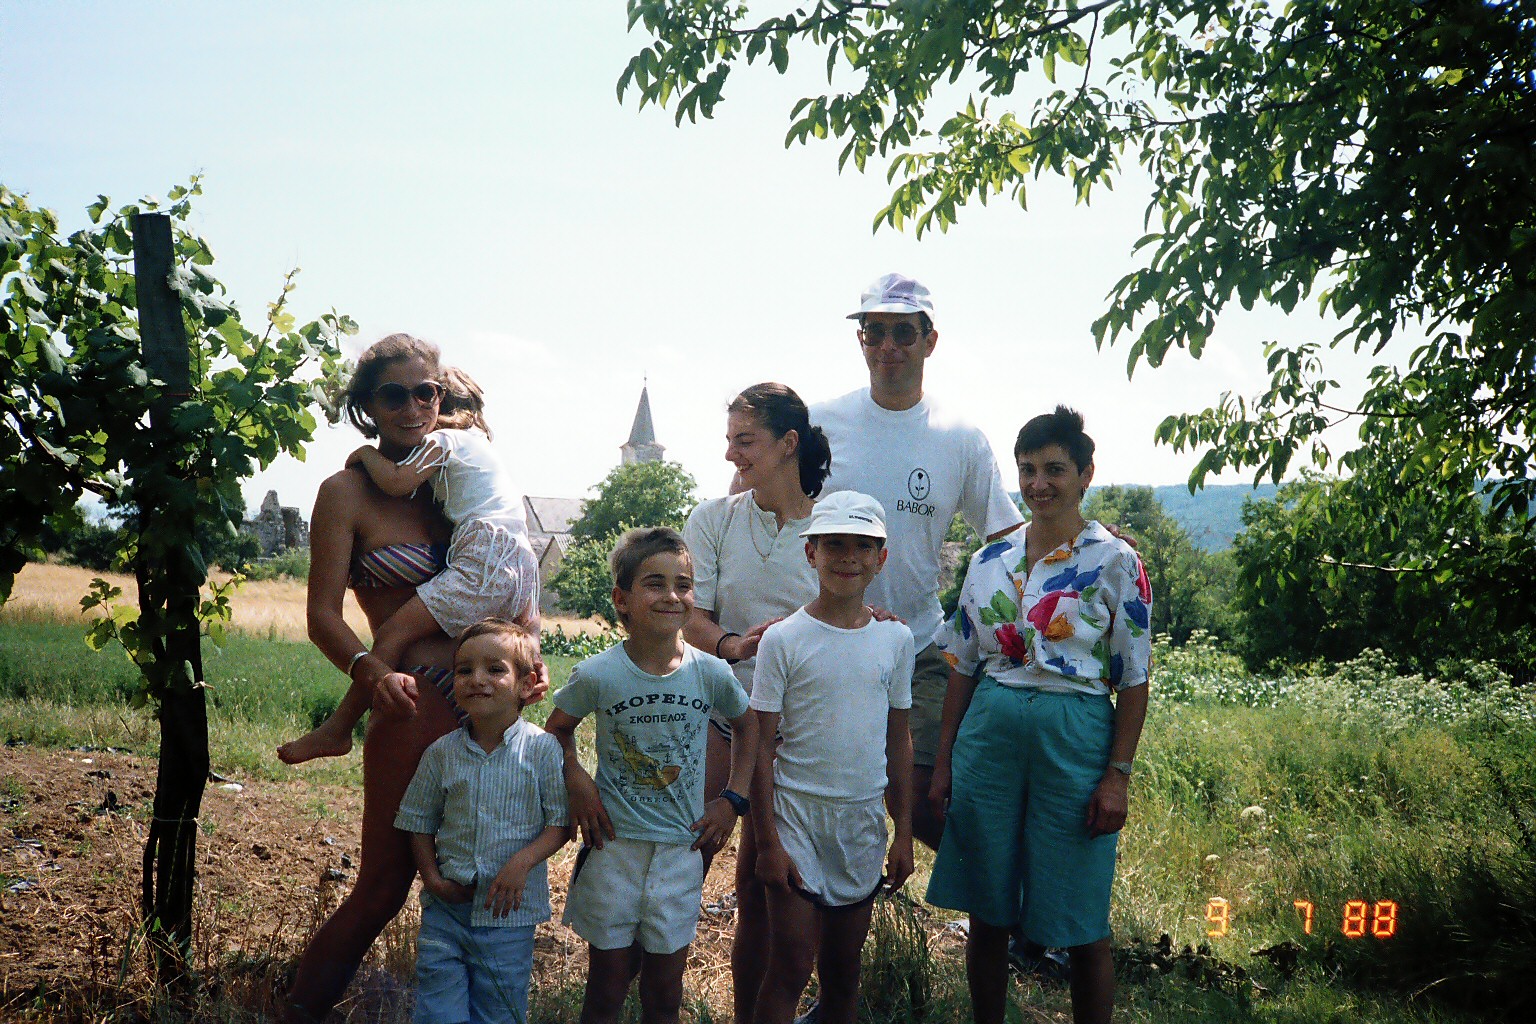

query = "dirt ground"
0;743;749;1021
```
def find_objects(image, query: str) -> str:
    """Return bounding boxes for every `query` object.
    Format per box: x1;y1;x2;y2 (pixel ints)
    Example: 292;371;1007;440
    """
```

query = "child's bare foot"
277;724;354;765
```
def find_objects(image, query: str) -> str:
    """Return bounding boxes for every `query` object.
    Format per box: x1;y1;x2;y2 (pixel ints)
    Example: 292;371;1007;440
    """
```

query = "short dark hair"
609;526;691;593
1014;405;1095;472
728;383;832;497
452;618;541;679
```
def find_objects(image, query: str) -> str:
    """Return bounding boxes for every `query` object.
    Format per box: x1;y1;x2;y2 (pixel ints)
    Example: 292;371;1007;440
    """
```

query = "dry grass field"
5;562;607;643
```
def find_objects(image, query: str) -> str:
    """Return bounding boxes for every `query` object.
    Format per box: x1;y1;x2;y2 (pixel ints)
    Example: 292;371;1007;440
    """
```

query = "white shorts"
562;837;703;954
774;789;887;908
417;519;539;638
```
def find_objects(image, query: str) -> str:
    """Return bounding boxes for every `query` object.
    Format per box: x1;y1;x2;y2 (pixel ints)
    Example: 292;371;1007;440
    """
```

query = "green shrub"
242;548;310;581
539;624;621;660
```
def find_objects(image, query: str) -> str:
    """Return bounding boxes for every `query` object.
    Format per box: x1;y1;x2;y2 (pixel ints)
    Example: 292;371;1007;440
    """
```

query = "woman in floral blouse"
926;406;1151;1024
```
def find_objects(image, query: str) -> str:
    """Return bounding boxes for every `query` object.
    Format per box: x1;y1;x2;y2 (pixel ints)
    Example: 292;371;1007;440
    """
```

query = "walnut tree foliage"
1232;469;1536;678
619;0;1536;590
0;180;354;702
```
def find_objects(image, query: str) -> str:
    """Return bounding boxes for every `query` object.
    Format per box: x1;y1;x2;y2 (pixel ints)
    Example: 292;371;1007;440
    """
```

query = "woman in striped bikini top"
284;334;488;1023
350;541;446;591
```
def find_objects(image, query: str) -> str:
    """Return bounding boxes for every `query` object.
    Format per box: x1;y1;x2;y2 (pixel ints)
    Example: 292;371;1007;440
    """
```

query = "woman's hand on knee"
524;659;551;707
372;670;420;717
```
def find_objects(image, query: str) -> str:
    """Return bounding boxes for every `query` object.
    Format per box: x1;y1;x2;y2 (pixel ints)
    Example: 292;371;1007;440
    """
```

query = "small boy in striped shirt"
395;619;571;1024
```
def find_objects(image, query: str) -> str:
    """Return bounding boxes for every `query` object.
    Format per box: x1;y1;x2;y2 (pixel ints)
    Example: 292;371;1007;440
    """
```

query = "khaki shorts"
908;643;951;768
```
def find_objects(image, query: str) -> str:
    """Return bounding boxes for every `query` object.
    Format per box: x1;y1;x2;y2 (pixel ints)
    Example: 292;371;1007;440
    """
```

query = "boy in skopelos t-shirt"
748;490;916;1024
545;526;758;1024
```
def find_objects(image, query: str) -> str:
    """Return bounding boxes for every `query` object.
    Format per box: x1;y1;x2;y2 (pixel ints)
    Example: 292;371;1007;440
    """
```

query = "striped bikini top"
350;542;446;590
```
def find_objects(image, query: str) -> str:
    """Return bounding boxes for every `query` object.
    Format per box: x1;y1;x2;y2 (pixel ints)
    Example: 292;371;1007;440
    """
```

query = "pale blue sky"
5;1;1405;513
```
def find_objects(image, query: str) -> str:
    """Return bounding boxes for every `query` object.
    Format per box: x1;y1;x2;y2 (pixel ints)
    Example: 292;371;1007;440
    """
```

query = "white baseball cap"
847;272;935;321
801;490;888;539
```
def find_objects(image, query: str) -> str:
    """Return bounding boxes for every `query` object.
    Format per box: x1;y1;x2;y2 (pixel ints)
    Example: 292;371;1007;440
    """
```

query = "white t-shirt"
403;428;527;532
812;388;1024;647
682;491;819;692
750;608;915;802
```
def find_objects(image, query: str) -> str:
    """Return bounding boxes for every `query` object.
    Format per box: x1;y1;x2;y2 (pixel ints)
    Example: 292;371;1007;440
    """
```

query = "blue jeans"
415;900;536;1024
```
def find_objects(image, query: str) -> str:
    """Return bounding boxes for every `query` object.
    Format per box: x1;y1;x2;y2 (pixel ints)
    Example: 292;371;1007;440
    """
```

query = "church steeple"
620;384;665;465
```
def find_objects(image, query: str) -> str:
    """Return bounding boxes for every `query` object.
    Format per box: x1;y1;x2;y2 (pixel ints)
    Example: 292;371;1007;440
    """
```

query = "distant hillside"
1012;482;1282;551
1148;483;1279;550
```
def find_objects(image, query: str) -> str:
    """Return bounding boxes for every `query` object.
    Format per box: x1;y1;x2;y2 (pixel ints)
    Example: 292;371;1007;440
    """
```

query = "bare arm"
692;709;756;853
545;708;613;848
749;709;804;890
306;475;375;675
684;606;782;664
884;707;915;891
346;443;439;498
1086;682;1148;838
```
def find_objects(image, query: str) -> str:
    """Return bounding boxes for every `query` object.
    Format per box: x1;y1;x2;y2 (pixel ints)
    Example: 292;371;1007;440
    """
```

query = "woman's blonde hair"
436;366;491;438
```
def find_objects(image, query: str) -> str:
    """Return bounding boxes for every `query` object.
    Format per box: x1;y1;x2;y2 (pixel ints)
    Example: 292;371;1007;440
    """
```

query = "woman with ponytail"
682;381;832;1024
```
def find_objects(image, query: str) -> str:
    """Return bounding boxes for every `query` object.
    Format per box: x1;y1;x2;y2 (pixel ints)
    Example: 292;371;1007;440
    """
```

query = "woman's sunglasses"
372;381;446;410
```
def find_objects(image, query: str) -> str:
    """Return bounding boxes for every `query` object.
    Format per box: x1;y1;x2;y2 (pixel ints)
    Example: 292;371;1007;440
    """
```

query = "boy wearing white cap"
811;273;1024;851
748;490;916;1024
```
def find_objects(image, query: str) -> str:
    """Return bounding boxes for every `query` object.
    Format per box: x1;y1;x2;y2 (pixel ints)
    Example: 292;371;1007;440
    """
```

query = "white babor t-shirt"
750;608;915;802
682;491;819;693
812;388;1024;647
402;428;528;532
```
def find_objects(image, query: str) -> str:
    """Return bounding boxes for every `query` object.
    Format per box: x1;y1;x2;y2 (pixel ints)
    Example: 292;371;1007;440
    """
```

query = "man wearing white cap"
811;273;1024;853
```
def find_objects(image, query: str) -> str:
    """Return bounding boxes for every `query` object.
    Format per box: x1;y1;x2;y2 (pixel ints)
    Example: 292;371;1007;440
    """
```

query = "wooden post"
131;212;210;983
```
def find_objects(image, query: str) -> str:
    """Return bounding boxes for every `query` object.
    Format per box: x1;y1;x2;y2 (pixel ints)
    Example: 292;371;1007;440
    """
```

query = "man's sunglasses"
372;381;446;410
858;322;928;347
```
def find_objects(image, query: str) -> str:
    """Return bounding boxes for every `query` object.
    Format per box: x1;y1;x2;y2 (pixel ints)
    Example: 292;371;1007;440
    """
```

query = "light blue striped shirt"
395;717;568;927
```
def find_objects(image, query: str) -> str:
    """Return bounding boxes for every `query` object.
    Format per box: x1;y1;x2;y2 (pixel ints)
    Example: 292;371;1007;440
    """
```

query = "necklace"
742;491;812;562
745;497;777;562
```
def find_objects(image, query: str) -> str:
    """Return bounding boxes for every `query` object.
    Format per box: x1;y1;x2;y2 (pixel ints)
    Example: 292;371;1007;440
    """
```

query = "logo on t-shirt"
898;466;936;516
614;728;681;790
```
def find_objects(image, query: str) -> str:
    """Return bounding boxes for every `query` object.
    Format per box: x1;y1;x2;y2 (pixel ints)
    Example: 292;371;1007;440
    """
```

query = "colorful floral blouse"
934;520;1152;696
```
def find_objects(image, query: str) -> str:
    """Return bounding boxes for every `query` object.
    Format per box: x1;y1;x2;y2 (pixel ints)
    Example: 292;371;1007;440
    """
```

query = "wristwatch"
1108;760;1134;777
720;788;751;816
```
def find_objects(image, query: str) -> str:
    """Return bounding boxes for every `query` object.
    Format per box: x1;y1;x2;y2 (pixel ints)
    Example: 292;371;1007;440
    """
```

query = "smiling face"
805;533;887;602
1017;443;1093;523
366;355;442;455
858;311;937;398
725;409;798;493
613;550;695;639
451;632;538;726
